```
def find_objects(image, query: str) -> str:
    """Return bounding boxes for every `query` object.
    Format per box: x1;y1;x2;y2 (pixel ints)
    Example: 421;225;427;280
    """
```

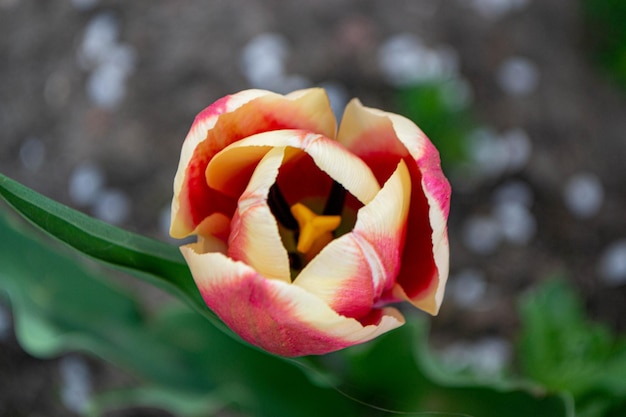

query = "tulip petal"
181;244;405;356
171;88;337;238
293;160;411;319
337;99;450;315
227;147;291;283
382;112;450;315
206;129;380;206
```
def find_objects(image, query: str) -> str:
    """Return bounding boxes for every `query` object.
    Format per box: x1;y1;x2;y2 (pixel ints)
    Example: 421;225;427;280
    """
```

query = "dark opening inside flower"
170;88;450;357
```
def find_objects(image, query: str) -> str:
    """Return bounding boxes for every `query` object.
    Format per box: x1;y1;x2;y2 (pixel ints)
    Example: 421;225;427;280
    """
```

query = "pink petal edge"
181;244;405;356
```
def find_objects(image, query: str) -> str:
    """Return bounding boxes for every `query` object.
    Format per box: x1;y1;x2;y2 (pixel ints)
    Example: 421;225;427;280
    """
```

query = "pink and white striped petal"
293;160;411;319
181;244;405;356
207;129;380;206
227;147;291;283
380;110;450;314
337;99;450;315
171;88;337;238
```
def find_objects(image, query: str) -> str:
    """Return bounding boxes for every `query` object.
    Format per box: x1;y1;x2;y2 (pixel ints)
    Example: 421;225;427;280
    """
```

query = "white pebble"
598;240;626;286
494;201;536;244
467;127;532;180
497;56;539;96
106;43;137;75
492;180;534;208
378;34;458;86
86;62;128;109
502;128;532;171
450;269;487;308
471;338;512;375
68;163;105;206
439;337;512;375
19;137;46;172
563;172;604;218
77;13;119;70
241;33;289;89
463;215;502;255
77;13;135;109
467;128;509;178
93;189;131;225
59;355;92;414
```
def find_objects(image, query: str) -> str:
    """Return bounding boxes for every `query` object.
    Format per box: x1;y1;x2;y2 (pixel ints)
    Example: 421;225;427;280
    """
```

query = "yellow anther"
290;203;341;256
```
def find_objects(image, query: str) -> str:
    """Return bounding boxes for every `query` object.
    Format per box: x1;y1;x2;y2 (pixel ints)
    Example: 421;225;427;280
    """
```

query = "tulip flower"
170;88;450;356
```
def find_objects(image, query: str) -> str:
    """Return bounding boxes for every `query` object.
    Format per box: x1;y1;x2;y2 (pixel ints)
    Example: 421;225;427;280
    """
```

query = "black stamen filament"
268;183;298;230
323;180;347;216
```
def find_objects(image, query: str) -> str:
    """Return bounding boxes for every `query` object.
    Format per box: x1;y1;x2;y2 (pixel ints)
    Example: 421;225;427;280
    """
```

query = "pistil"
268;180;347;269
290;203;341;257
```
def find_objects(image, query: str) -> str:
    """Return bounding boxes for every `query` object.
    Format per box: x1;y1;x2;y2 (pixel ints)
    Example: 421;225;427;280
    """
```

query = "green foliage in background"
518;280;626;417
582;0;626;88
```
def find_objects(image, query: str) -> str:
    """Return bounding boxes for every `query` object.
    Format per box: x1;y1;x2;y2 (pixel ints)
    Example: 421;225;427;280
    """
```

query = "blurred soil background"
1;0;626;416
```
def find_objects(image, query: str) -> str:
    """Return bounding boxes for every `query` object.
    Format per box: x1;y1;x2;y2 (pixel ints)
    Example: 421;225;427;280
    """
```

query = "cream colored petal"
208;129;380;205
293;233;374;319
293;161;411;316
351;160;411;293
227;147;291;283
285;87;337;139
337;98;409;163
181;244;405;356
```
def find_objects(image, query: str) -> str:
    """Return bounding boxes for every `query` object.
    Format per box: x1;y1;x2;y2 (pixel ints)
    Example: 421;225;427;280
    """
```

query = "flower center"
268;180;348;277
290;203;341;258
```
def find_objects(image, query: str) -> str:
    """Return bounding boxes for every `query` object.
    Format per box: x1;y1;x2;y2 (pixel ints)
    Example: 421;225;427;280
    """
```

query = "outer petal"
293;161;411;319
227;147;291;283
337;99;450;314
171;88;336;238
181;245;405;357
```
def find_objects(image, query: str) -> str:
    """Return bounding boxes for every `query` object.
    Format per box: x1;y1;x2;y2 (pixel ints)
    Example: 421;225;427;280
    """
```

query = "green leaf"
86;385;234;417
336;317;574;417
0;209;205;387
0;173;229;332
518;279;626;416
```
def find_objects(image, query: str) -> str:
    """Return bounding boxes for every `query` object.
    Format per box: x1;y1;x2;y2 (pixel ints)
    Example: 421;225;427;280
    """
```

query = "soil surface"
1;1;626;416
